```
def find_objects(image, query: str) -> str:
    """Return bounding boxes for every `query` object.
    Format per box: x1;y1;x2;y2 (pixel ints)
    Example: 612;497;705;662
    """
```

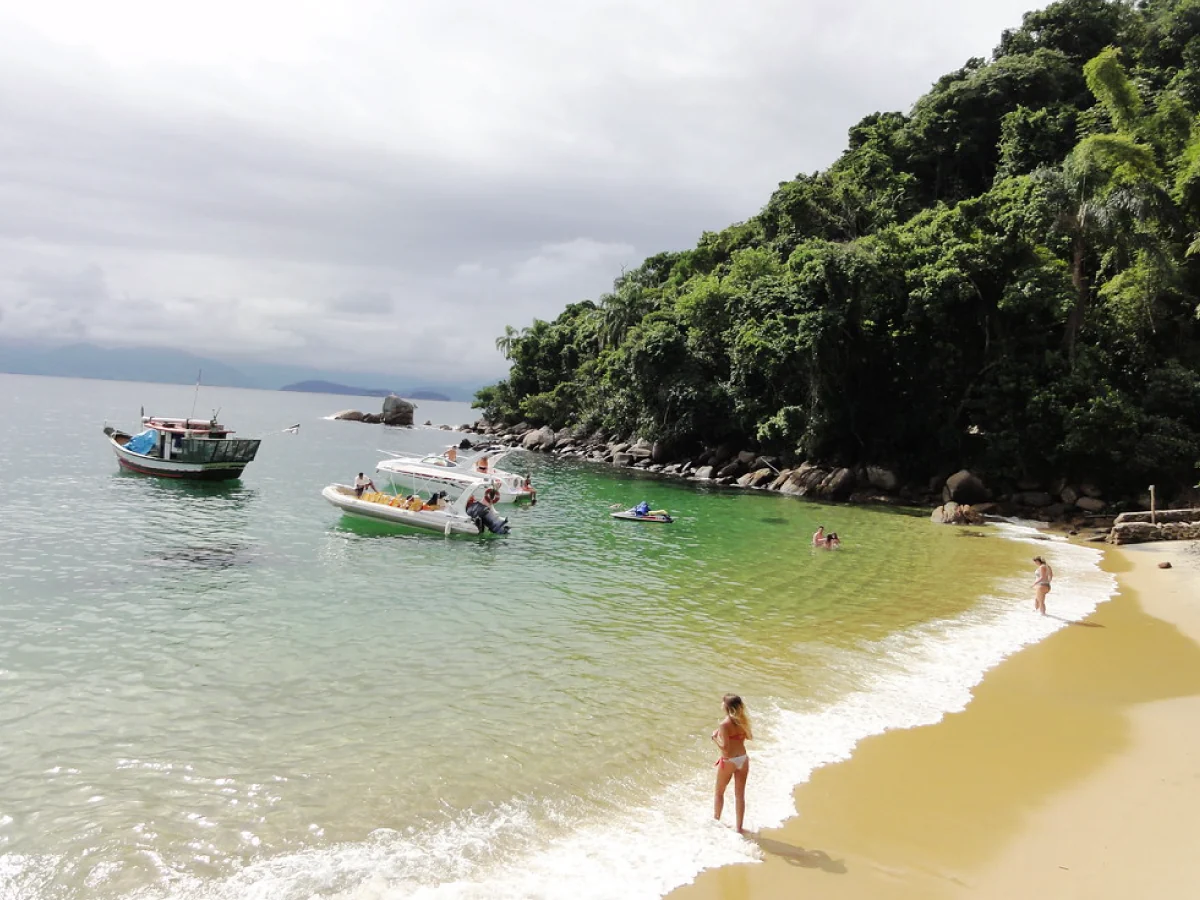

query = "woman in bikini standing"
712;693;752;834
1032;555;1053;615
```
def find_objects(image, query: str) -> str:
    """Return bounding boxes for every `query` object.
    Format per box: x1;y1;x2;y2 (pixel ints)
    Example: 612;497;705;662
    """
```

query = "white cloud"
0;0;1039;384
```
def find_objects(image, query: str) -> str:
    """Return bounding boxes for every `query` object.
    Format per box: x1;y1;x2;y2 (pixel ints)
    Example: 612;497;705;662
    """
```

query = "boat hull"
322;484;486;535
612;511;673;523
108;436;248;481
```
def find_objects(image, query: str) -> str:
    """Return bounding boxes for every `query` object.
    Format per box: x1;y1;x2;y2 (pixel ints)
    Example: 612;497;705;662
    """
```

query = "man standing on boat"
354;472;376;498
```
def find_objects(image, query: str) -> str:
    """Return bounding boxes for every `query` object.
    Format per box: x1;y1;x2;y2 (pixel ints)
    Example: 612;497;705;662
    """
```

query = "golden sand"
668;540;1200;900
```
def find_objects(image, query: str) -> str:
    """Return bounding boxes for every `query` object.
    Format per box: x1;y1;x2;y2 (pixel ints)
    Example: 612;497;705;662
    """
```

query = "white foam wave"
4;522;1114;900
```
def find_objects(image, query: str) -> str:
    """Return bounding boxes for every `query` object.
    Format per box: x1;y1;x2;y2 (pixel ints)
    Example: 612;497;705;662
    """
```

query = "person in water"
353;472;376;498
711;693;752;834
812;526;825;547
1032;556;1053;615
824;532;841;549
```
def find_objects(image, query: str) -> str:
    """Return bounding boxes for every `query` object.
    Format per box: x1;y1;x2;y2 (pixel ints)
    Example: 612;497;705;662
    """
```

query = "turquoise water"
0;374;1115;899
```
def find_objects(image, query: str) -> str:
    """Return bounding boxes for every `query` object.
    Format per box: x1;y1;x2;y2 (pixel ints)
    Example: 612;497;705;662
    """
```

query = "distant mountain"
0;341;470;399
407;389;452;401
279;380;452;401
0;342;256;387
280;380;395;397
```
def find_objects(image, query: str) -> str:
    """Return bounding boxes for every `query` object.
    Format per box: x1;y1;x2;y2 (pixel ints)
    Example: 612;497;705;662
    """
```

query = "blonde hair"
723;693;752;739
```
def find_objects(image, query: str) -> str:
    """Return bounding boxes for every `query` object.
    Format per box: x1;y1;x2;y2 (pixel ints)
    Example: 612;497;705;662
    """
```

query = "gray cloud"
0;0;1037;384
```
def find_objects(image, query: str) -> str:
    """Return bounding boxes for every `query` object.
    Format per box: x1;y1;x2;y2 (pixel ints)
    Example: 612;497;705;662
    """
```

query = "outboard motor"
466;499;511;534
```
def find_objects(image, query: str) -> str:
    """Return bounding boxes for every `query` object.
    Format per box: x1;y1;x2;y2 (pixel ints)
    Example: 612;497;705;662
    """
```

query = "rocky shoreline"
330;405;1200;545
456;421;1139;538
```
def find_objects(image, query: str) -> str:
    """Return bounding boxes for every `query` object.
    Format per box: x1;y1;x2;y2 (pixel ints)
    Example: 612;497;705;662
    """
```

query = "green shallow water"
0;374;1086;900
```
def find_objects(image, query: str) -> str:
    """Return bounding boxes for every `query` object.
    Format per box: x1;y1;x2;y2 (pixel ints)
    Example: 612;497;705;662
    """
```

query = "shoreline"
667;539;1200;900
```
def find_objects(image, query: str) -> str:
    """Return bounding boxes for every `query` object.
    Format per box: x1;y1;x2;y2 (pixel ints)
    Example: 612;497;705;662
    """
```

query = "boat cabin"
132;416;262;464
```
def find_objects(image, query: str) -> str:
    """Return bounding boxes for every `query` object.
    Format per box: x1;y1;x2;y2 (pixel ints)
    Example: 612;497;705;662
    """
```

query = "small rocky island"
332;394;415;426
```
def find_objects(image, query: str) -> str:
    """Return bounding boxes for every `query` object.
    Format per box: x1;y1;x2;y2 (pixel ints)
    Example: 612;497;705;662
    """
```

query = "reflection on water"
143;541;259;570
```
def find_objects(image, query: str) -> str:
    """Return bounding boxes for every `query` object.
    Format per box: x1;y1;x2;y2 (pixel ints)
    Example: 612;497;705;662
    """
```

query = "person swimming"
711;693;752;834
812;526;825;547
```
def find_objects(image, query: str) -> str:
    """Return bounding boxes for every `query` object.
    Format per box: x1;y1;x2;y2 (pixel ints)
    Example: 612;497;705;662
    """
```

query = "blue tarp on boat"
124;428;159;455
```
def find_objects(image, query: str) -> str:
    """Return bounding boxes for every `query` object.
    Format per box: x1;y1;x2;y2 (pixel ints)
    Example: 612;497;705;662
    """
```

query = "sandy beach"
669;539;1200;900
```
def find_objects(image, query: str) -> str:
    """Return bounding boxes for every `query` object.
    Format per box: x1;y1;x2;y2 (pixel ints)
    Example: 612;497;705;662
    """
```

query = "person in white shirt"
354;472;376;497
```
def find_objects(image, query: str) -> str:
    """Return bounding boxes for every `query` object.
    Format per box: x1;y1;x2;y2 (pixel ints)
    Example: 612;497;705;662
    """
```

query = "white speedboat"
103;415;262;481
322;464;510;535
377;447;537;504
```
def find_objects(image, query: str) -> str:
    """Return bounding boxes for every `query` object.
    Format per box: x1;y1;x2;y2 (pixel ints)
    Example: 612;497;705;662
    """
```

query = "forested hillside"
477;0;1200;495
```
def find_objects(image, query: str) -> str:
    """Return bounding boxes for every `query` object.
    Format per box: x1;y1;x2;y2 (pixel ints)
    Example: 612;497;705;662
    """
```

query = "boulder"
628;446;653;460
361;413;382;424
651;441;671;465
608;442;631;455
931;502;985;525
736;450;758;466
713;443;737;465
768;469;793;491
1075;496;1106;514
1159;561;1173;569
694;465;716;480
1060;485;1079;506
822;467;856;500
380;395;415;426
1037;503;1068;520
554;427;574;446
944;470;989;505
333;409;366;421
717;459;747;479
866;466;899;492
612;452;634;467
1013;491;1053;508
522;426;557;451
738;468;775;488
1080;483;1103;499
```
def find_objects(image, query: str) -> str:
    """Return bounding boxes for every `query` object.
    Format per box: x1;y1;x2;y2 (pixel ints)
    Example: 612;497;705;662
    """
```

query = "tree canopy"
477;0;1200;495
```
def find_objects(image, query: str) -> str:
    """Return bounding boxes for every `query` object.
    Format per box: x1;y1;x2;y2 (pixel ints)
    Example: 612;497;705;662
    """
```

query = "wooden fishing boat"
103;415;262;481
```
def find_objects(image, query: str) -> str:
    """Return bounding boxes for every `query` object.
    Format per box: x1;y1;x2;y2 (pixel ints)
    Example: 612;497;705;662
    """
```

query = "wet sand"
669;540;1200;900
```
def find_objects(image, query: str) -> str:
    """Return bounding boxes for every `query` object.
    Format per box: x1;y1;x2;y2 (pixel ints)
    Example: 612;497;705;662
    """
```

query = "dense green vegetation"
478;0;1200;494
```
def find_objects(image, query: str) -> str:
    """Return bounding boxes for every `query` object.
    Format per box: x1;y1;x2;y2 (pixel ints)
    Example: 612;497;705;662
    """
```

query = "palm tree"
1034;133;1170;362
495;325;520;360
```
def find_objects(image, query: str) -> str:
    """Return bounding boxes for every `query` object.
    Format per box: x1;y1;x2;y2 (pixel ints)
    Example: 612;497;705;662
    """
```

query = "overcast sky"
0;0;1039;384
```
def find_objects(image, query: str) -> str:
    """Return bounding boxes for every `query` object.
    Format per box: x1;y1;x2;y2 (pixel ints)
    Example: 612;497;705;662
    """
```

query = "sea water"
0;374;1116;900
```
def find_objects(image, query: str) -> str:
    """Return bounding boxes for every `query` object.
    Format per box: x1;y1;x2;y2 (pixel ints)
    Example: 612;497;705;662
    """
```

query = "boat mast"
189;369;202;421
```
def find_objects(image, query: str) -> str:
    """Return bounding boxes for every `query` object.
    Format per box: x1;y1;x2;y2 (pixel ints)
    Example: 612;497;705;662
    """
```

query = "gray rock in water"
612;452;634;467
523;426;557;451
693;465;716;480
944;469;989;504
1075;496;1106;513
381;394;415;426
333;409;366;421
822;467;856;500
718;459;747;479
